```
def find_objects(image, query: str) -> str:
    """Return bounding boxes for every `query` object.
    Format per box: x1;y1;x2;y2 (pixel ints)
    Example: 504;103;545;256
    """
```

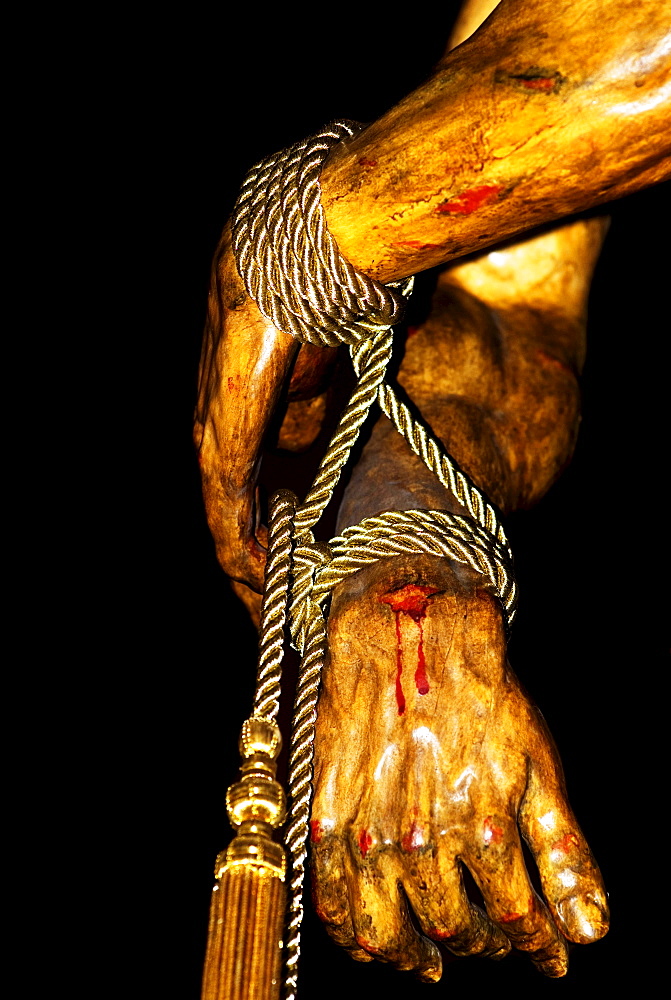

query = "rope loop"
289;537;332;652
232;120;411;347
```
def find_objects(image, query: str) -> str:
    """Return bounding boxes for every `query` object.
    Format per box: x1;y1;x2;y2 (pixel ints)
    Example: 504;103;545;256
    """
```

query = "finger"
400;835;510;960
346;831;442;982
519;762;609;944
465;815;569;977
310;828;372;962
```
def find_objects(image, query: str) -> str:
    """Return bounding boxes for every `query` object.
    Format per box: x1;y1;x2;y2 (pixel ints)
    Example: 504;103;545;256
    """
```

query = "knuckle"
353;913;402;963
353;919;389;959
346;825;380;862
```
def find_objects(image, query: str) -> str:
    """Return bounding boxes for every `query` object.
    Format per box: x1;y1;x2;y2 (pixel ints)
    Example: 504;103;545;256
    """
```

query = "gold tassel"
202;717;287;1000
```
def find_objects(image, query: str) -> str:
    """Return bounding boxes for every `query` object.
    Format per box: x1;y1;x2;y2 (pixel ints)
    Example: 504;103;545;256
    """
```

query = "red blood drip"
520;77;555;90
415;635;429;696
483;816;504;844
358;829;373;857
227;376;239;394
499;911;523;923
309;820;323;843
401;821;424;852
436;184;504;216
358;158;378;168
430;928;455;940
392;612;406;714
379;585;439;710
552;832;579;854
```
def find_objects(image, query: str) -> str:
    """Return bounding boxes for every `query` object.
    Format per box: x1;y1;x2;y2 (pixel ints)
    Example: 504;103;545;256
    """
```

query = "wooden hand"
303;205;611;981
310;554;608;981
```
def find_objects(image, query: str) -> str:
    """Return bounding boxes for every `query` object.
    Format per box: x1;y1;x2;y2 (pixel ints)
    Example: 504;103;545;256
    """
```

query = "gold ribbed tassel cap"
202;717;287;1000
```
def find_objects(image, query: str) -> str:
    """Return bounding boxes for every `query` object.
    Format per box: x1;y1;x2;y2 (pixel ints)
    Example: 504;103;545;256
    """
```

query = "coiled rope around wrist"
209;120;518;1000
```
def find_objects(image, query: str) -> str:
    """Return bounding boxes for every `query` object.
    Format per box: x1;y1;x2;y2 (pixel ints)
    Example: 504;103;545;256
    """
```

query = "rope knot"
289;538;333;652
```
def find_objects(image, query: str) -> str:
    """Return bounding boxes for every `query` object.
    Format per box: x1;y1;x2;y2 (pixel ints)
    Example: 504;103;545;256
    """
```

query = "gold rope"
203;121;519;1000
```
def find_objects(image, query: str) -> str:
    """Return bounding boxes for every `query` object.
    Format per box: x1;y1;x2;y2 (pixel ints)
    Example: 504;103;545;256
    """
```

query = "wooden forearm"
337;216;608;528
194;226;299;592
320;0;671;283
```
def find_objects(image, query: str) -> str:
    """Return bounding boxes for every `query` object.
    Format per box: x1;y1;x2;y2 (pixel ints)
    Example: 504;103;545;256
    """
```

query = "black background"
114;6;667;996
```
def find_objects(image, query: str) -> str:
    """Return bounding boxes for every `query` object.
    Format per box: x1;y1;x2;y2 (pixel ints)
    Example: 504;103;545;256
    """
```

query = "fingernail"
488;938;512;961
348;948;374;963
418;942;443;982
418;961;442;983
558;896;609;944
536;955;568;978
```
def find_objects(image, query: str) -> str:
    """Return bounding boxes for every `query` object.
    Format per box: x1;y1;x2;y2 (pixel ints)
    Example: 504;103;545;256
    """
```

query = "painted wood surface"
158;2;670;994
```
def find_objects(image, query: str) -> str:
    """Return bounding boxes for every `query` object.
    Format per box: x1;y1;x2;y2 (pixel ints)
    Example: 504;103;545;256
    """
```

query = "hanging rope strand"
293;328;394;539
254;490;298;720
283;607;328;1000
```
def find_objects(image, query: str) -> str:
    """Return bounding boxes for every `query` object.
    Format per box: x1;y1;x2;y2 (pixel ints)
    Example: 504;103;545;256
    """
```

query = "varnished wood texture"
321;0;670;282
178;1;669;994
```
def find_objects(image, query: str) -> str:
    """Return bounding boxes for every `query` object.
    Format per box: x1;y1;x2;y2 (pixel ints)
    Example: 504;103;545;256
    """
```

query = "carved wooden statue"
193;1;670;995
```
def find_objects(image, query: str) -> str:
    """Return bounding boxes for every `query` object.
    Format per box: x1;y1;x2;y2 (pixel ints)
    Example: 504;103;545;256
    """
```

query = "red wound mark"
495;68;564;93
309;820;323;844
358;829;373;858
436;184;504;216
401;821;425;852
378;585;440;712
483;816;504;845
247;537;265;564
552;832;580;854
499;911;523;923
227;376;240;394
520;77;555;90
356;938;377;954
358;158;378;168
536;349;573;374
430;928;456;940
392;240;442;250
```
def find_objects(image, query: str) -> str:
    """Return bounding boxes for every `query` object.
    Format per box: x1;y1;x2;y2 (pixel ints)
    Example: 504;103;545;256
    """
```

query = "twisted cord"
253;490;298;720
283;606;327;1000
349;343;509;552
288;538;331;655
230;122;520;1000
232;121;409;347
317;509;516;628
293;327;393;539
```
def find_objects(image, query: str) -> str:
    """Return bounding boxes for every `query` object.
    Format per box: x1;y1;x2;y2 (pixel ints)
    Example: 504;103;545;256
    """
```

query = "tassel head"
201;717;287;1000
